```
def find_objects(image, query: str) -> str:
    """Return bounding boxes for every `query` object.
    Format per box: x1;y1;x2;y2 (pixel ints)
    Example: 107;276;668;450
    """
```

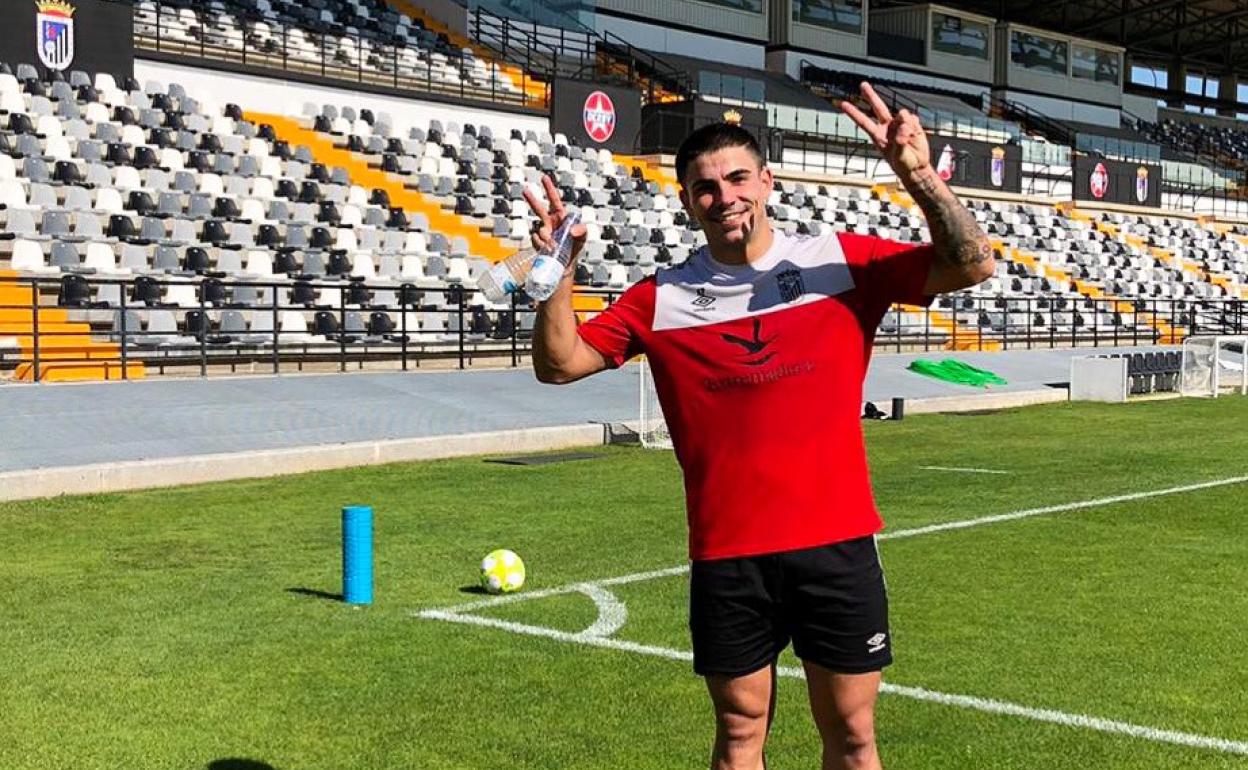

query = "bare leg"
803;661;883;770
706;664;776;770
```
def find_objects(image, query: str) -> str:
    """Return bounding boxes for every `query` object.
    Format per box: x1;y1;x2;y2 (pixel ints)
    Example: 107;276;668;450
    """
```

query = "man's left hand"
839;81;932;187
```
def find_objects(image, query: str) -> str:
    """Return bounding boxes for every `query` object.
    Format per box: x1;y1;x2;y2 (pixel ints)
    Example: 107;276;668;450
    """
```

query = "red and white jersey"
578;230;935;561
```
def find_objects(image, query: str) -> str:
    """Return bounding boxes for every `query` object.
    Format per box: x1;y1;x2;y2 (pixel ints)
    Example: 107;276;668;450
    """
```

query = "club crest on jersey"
36;0;76;72
691;287;716;309
582;90;616;143
776;269;805;303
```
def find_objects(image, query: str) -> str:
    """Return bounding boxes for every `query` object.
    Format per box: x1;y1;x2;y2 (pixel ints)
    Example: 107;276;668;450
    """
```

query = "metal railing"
801;63;1015;145
5;274;1242;383
468;5;695;105
469;9;572;83
985;93;1076;148
132;0;548;110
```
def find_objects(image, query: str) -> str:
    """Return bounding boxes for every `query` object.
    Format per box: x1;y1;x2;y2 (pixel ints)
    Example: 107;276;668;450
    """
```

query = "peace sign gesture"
839;81;932;182
522;174;587;264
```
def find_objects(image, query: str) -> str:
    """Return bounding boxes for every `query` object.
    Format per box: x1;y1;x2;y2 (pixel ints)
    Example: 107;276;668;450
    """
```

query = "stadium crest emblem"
36;0;76;72
936;144;956;181
1135;166;1149;203
1089;161;1109;200
583;90;616;143
990;147;1005;187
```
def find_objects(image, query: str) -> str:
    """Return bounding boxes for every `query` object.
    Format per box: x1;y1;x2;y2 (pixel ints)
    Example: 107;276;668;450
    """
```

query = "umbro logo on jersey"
691;288;716;309
867;633;888;653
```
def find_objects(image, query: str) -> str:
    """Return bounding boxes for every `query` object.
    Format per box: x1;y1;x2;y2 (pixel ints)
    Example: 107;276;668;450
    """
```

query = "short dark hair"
675;123;765;185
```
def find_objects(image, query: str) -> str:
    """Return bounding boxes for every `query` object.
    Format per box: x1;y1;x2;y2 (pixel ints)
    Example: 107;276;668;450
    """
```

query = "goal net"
1180;335;1248;398
638;358;672;449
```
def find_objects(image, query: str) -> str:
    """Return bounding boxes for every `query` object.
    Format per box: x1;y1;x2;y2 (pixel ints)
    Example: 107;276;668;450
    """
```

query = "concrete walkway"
0;346;1166;475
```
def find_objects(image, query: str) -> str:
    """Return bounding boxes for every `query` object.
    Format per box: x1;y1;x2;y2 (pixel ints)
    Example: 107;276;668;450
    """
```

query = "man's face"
679;145;773;249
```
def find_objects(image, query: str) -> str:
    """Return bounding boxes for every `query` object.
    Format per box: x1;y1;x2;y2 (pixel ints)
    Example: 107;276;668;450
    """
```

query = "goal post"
638;358;672;449
1180;335;1248;398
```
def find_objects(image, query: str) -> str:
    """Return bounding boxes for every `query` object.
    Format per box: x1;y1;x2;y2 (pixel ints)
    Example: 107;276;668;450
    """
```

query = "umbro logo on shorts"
867;632;888;653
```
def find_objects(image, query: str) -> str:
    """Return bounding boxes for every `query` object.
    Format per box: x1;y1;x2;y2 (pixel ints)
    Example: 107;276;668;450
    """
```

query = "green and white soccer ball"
480;549;526;594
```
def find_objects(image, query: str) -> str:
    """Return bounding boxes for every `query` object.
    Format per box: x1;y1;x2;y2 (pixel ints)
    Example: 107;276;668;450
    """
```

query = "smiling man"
527;82;994;770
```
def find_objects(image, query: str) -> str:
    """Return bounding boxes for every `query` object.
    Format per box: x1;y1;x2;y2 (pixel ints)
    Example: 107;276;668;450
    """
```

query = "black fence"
5;274;1246;383
131;0;548;111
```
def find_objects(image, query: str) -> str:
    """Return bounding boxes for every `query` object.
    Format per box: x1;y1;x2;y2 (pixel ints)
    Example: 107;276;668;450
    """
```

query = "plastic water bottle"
525;210;581;302
475;210;580;303
477;248;540;303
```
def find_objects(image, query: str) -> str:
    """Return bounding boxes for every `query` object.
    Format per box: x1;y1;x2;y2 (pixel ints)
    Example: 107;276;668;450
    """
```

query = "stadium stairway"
1106;214;1247;301
1059;206;1204;343
248;111;514;262
617;154;680;191
252;110;610;319
872;184;1000;350
380;0;549;108
0;271;145;382
886;183;1192;346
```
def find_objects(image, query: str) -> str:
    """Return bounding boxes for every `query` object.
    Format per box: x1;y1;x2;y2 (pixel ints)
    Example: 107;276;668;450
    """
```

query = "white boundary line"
920;466;1010;474
414;474;1248;755
430;474;1248;616
416;609;1248;756
880;474;1248;541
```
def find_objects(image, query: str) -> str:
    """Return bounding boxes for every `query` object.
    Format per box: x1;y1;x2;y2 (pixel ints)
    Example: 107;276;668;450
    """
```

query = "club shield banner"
0;0;133;80
1073;156;1162;208
926;133;1022;194
551;78;641;155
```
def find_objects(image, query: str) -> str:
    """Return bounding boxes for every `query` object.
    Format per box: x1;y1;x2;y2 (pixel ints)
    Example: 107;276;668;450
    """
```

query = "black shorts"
689;536;892;677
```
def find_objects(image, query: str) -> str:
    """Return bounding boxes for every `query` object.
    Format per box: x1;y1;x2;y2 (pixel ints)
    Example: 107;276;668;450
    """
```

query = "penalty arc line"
416;609;1248;756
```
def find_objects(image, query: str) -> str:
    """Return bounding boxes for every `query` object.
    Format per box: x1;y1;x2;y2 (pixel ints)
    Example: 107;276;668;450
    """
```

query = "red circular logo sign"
1089;162;1108;199
583;91;616;143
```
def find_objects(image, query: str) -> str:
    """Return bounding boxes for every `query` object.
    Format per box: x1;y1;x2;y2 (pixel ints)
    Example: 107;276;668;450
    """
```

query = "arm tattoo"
907;171;992;269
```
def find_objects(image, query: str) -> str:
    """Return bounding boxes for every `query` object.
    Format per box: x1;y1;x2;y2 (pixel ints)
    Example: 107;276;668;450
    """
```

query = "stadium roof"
879;0;1248;76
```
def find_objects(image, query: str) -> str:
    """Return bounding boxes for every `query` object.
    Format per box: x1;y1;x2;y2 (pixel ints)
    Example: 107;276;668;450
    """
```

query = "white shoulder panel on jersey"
652;231;855;331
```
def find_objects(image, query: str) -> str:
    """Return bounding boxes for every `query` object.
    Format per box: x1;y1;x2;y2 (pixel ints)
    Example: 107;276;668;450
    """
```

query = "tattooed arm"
902;166;996;294
840;81;995;294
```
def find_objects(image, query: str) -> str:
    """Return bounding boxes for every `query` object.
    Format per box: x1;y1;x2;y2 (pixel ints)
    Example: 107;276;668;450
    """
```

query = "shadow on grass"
286;587;343;602
459;584;489;595
207;760;279;770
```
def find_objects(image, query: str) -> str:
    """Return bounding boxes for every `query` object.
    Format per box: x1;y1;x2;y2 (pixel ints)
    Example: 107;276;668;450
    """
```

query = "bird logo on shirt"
721;317;776;367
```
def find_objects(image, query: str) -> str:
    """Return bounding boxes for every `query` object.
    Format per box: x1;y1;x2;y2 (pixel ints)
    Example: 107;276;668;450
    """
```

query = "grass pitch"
2;398;1247;769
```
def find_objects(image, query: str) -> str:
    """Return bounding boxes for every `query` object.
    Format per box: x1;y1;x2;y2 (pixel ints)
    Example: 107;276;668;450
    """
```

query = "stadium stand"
132;0;544;108
5;56;1248;378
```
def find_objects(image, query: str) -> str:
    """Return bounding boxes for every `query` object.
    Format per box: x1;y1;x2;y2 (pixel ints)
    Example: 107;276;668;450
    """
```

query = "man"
524;82;994;770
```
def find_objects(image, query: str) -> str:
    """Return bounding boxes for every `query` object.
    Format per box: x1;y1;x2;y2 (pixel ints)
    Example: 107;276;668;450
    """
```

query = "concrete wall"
594;13;765;67
996;88;1120;126
134;59;551;138
595;0;768;41
1121;93;1159;124
771;49;988;100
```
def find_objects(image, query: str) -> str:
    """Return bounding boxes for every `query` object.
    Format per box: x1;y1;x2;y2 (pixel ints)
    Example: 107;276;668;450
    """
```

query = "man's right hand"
522;174;588;283
525;174;608;384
